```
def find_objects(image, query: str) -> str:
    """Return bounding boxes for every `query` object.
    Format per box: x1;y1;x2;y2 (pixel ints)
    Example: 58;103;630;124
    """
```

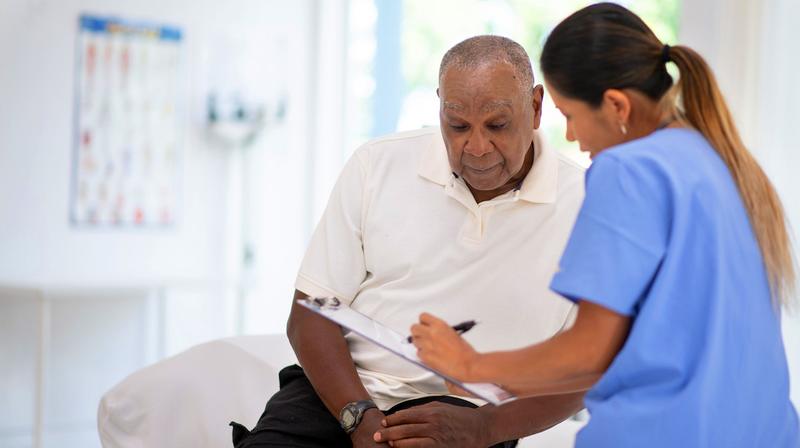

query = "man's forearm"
286;290;372;417
479;392;585;444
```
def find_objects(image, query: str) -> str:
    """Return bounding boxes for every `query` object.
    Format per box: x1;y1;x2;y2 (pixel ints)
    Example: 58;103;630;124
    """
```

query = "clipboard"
297;298;517;406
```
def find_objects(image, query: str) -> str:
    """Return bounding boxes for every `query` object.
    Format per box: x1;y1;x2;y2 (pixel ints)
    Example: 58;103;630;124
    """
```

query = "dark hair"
541;3;672;107
541;3;795;307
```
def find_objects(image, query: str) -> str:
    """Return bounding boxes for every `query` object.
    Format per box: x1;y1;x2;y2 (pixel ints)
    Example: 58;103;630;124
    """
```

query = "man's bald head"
436;35;544;200
439;35;534;97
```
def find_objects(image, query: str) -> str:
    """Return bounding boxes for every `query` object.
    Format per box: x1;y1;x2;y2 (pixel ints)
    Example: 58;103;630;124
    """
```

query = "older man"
232;35;586;448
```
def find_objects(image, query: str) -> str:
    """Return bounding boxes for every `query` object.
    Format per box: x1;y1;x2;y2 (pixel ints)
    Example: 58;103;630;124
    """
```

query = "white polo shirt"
296;126;585;409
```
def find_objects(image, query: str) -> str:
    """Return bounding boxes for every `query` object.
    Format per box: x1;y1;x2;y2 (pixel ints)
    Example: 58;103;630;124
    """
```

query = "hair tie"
661;44;671;64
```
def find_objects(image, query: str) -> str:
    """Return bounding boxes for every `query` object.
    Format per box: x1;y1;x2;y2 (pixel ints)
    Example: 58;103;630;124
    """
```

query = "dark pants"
231;364;517;448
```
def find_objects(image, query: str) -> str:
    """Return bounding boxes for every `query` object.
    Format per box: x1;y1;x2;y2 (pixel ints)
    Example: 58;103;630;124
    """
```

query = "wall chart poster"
71;15;183;227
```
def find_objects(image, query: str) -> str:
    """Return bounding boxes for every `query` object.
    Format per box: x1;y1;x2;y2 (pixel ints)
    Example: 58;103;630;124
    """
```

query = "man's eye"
488;122;507;130
449;124;468;131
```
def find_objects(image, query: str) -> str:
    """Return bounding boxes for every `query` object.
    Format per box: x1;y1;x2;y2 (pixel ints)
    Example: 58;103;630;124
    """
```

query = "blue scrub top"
551;128;799;447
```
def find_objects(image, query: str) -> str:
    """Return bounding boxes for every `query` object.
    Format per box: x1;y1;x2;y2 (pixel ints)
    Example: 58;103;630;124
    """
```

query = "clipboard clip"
309;296;341;310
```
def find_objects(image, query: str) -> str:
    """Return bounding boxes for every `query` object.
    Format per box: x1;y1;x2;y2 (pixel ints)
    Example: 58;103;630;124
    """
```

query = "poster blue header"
79;15;182;41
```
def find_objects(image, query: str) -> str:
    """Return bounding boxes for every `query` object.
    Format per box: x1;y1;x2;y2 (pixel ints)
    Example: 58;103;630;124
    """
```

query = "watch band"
339;399;378;434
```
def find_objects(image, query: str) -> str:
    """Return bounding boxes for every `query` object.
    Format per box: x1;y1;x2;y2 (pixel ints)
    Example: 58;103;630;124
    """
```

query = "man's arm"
286;289;387;447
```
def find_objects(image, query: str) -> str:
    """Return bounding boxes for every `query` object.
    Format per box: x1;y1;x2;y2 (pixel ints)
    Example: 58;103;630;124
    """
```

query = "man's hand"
351;408;390;447
372;402;491;448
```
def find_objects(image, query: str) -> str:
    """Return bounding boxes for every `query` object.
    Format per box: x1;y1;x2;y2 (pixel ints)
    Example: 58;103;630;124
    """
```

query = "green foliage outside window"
399;0;680;160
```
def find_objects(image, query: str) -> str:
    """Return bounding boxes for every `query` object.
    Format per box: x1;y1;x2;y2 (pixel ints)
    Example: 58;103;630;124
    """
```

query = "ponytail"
668;46;795;307
541;2;796;308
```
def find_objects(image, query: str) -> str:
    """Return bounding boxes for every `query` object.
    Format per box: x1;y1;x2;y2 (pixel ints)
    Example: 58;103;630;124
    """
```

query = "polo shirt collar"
417;128;558;204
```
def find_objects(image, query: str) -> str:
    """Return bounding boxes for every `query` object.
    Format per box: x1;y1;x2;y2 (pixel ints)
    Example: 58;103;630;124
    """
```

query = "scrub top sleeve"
551;154;671;316
295;150;370;305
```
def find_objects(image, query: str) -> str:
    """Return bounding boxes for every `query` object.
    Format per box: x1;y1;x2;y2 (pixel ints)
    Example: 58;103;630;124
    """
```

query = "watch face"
342;410;355;427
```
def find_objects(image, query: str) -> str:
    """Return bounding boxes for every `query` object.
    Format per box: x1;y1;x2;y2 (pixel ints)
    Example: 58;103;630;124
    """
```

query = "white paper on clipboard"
297;298;517;406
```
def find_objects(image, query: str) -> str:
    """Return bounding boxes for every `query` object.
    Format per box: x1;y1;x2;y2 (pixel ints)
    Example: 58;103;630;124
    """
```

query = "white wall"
0;0;319;334
0;1;315;446
757;0;800;412
0;1;229;287
0;0;311;288
239;0;352;335
681;0;800;408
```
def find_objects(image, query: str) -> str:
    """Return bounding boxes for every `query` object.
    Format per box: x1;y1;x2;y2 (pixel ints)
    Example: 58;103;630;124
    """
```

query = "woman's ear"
602;89;631;125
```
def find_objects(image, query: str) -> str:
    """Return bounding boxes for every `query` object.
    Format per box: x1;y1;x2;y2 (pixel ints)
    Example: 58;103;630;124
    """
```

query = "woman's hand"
410;313;481;382
444;381;477;398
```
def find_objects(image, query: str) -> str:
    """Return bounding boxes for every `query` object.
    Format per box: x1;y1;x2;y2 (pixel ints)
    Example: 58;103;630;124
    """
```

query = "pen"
406;320;478;343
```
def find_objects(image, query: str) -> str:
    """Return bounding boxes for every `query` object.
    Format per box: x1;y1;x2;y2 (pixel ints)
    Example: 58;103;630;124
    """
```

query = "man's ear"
436;87;440;98
602;89;631;125
532;85;544;129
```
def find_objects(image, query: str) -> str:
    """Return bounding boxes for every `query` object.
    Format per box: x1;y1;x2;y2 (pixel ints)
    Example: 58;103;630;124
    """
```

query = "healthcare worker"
405;3;799;447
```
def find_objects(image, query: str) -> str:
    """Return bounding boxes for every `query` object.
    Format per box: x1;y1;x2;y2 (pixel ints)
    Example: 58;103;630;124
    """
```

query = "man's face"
438;63;542;192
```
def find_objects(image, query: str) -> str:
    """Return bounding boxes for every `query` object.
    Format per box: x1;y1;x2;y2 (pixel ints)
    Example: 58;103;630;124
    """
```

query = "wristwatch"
339;400;378;434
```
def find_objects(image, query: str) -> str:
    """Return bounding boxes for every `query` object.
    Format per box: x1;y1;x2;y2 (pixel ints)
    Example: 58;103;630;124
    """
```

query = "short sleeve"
550;153;671;316
295;149;370;305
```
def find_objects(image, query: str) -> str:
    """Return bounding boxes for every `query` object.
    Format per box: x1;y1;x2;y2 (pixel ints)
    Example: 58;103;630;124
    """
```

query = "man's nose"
464;128;493;157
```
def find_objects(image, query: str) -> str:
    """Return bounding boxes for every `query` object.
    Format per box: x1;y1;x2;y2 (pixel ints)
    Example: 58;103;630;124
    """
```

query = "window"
346;0;680;164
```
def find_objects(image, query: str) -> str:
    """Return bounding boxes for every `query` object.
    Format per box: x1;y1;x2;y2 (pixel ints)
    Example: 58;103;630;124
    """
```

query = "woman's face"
546;82;626;159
